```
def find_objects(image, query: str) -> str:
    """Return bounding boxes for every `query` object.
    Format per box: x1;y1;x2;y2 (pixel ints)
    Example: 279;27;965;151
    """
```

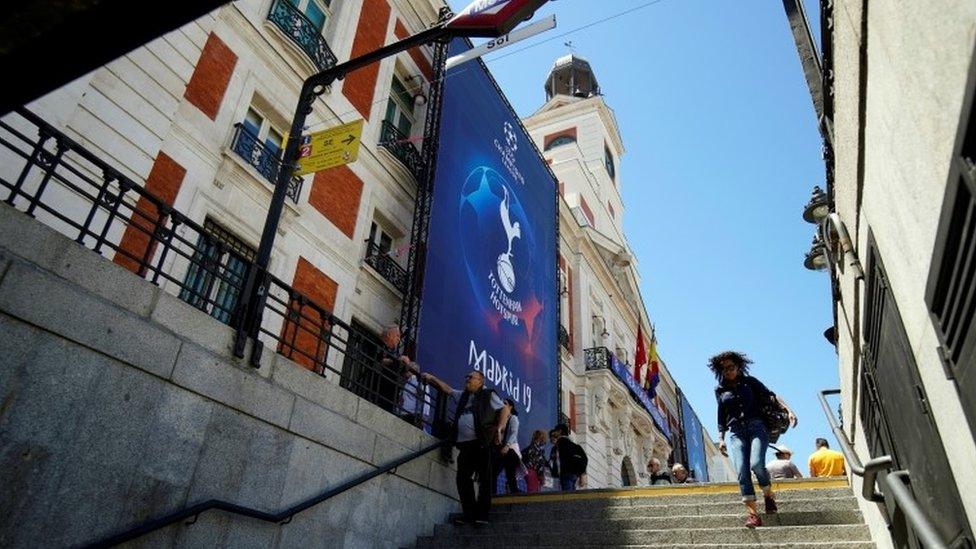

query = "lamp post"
235;0;552;363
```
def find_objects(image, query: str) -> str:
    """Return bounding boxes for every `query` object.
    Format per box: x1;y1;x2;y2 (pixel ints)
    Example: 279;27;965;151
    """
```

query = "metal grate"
179;219;256;325
928;169;976;371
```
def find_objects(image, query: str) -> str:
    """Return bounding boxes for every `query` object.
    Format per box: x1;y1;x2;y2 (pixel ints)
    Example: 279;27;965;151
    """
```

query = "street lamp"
804;234;829;271
802;185;829;223
235;0;552;364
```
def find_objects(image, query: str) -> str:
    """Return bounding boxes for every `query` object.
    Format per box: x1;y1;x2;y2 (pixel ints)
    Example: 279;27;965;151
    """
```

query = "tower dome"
544;54;601;100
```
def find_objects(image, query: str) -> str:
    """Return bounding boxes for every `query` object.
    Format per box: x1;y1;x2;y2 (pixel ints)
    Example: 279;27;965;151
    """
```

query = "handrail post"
884;471;949;549
819;388;949;547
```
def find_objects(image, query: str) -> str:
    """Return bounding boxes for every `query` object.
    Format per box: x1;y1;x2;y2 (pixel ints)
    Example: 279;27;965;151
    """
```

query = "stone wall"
0;205;457;548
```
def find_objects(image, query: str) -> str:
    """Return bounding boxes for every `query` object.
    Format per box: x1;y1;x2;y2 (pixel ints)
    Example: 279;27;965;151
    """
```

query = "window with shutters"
926;64;976;433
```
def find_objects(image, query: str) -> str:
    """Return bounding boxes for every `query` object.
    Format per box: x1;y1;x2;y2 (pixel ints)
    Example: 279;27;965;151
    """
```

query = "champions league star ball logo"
459;166;536;327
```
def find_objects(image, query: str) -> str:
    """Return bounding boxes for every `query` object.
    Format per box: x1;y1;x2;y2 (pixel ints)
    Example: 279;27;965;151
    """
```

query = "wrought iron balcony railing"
583;346;611;371
584;346;671;439
266;0;338;72
559;324;571;351
379;120;425;182
230;124;302;204
363;240;408;294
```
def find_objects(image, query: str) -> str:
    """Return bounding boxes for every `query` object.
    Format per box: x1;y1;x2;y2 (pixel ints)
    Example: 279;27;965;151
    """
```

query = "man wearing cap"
766;444;803;479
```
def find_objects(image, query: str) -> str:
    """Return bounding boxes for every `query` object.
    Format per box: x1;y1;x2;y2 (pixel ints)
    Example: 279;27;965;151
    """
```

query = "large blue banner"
416;39;559;447
606;352;671;440
680;394;709;482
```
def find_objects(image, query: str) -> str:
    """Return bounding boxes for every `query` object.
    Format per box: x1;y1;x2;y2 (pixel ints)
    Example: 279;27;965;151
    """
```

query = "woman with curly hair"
710;351;798;528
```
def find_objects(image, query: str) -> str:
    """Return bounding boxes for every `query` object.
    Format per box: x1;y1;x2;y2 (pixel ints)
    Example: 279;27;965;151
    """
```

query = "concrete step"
437;510;864;536
414;538;877;549
492;487;855;512
488;496;859;521
415;524;872;548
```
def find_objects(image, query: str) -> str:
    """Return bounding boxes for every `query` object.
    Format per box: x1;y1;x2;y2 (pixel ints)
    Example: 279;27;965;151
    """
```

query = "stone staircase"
412;478;875;548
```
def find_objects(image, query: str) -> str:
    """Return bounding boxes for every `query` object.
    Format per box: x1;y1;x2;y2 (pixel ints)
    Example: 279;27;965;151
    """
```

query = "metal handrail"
85;439;448;548
818;389;948;549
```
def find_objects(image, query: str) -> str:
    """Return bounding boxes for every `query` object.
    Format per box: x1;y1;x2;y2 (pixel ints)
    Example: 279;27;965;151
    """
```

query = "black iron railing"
230;123;302;203
559;324;570;351
88;438;448;547
363;240;408;294
1;109;252;323
583;346;611;371
379;119;425;182
266;0;338;72
0;107;445;435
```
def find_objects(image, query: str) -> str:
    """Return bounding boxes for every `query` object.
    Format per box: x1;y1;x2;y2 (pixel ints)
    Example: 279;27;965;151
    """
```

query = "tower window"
604;145;616;181
545;135;576;151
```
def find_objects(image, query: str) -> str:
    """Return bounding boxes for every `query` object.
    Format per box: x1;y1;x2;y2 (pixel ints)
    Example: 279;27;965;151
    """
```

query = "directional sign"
295;119;364;176
446;15;555;70
446;0;550;37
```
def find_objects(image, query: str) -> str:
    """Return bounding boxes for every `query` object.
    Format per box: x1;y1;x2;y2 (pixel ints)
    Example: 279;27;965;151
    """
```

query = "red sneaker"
745;514;763;529
764;495;778;514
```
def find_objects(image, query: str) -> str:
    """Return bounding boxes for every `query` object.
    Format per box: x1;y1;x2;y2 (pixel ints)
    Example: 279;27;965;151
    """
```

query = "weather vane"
564;40;575;54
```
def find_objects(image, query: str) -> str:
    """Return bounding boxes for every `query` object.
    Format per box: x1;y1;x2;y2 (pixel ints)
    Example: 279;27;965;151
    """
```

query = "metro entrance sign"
446;0;550;36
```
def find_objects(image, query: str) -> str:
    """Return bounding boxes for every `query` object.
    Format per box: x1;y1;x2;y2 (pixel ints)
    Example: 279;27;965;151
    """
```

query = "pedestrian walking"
493;398;523;494
522;430;550;493
423;370;510;525
808;438;846;477
767;444;803;479
549;423;588;491
711;351;798;529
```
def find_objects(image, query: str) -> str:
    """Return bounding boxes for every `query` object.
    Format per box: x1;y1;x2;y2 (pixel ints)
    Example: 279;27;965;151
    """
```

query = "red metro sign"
446;0;550;36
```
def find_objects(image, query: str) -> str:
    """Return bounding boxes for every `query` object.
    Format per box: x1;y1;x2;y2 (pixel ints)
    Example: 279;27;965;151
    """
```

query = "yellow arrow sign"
294;119;364;176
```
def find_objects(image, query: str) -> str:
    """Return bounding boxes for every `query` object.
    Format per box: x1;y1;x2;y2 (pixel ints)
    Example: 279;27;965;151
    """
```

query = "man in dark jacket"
423;370;510;525
549;423;587;491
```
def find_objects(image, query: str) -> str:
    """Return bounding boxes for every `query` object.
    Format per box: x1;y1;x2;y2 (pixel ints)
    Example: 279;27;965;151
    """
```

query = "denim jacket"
715;375;774;435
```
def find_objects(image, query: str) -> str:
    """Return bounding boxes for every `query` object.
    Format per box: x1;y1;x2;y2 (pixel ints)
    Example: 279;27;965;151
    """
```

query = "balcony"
379;120;425;182
230;124;303;204
363;240;408;294
559;324;571;352
584;346;671;439
267;0;338;72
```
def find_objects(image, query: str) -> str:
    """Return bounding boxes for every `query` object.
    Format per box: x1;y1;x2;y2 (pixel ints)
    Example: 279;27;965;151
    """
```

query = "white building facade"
2;0;724;489
524;55;725;487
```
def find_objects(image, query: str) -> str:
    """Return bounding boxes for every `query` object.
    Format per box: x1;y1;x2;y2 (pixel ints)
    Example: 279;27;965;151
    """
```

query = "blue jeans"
560;475;578;491
728;418;772;501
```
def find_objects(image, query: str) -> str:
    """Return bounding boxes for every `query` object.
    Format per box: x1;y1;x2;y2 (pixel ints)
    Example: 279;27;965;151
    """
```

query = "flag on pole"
644;339;661;398
633;325;647;382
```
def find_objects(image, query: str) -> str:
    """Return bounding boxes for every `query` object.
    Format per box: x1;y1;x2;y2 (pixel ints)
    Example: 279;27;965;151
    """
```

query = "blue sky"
448;0;834;464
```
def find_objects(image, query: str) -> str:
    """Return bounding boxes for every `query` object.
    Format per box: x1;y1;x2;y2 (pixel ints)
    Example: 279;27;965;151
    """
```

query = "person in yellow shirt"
808;438;846;477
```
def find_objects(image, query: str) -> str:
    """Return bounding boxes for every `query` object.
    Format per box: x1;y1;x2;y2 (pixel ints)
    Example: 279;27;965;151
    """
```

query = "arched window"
605;144;616;180
544;134;576;151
